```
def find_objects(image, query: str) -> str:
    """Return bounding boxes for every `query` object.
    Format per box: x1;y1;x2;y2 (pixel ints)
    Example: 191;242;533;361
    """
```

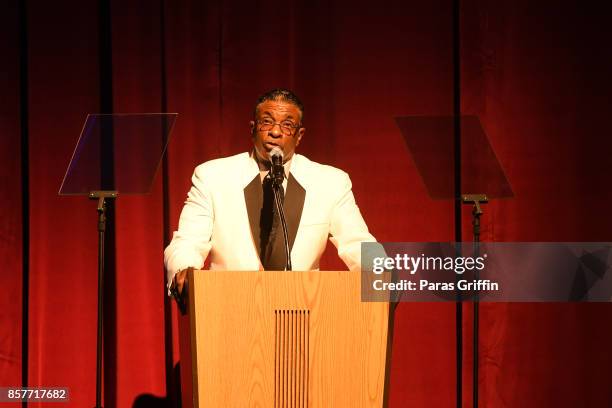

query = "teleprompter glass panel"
396;115;513;199
59;113;177;195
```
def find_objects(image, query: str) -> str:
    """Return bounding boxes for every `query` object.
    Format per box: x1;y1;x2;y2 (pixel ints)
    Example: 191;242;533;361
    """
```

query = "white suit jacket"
164;152;376;287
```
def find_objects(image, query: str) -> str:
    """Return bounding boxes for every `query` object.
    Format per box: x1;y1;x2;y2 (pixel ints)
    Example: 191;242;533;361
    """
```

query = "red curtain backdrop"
1;0;611;407
0;4;23;406
461;1;612;406
111;0;168;405
25;2;101;408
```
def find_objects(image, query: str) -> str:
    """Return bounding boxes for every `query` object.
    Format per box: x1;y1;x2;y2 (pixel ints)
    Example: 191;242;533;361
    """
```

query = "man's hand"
170;267;192;316
172;268;191;296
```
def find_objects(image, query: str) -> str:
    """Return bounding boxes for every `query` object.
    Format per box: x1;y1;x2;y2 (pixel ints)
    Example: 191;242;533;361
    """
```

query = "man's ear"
295;127;305;146
249;120;255;136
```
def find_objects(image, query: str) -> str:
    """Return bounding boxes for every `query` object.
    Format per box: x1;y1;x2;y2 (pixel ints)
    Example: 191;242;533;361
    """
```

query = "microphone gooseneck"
267;146;291;270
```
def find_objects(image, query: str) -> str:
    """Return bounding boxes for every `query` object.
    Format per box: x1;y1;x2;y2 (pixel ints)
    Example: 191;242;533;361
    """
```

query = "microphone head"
268;146;284;161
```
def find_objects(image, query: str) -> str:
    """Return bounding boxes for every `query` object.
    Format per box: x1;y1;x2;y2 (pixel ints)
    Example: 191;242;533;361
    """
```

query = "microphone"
268;146;285;187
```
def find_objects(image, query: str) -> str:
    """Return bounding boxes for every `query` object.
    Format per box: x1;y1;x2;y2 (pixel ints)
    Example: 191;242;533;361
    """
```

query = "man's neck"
253;150;272;171
251;150;292;178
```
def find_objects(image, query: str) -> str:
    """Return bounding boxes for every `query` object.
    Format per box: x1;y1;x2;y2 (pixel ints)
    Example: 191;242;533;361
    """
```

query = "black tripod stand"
89;190;117;408
462;193;487;408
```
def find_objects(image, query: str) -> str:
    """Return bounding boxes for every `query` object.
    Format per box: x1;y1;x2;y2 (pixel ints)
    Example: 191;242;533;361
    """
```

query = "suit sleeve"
164;165;214;293
328;172;376;271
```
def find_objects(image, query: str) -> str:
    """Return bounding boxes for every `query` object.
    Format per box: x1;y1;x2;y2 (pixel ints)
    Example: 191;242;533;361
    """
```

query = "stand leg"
95;198;105;408
89;192;116;408
472;206;481;408
462;195;486;408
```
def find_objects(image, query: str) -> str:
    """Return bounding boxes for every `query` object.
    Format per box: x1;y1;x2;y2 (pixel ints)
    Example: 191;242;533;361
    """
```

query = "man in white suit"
165;89;376;296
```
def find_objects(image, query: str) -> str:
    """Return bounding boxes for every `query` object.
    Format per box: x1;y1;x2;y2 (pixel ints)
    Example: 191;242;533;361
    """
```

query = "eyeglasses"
256;118;301;135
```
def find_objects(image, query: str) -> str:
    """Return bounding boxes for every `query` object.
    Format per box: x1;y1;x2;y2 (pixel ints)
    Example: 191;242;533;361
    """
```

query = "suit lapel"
243;174;262;257
284;174;305;253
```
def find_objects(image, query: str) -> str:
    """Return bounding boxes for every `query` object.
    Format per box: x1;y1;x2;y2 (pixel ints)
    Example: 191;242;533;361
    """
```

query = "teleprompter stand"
396;115;513;407
462;193;488;406
89;190;116;408
59;114;177;408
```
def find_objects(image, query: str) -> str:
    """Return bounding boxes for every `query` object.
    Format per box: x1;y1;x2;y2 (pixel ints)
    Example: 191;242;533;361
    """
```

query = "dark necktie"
260;175;285;269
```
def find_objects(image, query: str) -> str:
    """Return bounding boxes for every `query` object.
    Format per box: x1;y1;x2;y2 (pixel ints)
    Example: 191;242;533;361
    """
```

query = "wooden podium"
179;270;391;407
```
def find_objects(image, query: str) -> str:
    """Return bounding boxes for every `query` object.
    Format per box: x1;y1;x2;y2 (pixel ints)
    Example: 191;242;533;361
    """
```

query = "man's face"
250;99;305;163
